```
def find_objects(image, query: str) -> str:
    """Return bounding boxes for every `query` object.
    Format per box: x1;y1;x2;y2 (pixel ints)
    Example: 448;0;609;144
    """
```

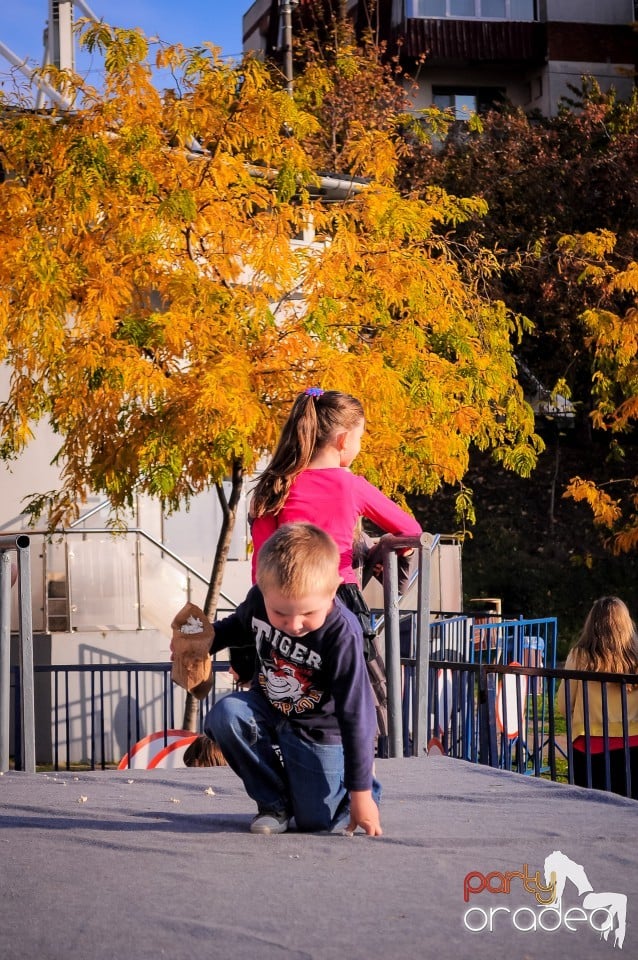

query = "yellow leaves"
342;125;398;183
562;249;638;555
609;525;638;556
424;186;489;227
612;262;638;294
0;21;544;525
557;229;617;259
564;476;638;557
88;25;151;74
564;478;622;527
610;395;638;433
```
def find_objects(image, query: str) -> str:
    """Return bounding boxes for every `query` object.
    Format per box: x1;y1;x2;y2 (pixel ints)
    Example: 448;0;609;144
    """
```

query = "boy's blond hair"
256;523;341;598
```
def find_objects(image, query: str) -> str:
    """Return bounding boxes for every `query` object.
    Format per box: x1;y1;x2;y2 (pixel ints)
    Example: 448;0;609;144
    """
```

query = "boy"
205;522;382;836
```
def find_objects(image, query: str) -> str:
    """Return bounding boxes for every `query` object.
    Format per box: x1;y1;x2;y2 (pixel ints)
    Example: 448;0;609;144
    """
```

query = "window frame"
406;0;537;20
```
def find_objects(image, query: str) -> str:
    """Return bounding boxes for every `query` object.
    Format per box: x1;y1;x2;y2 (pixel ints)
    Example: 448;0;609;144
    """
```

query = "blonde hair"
251;390;364;517
571;596;638;674
256;523;341;598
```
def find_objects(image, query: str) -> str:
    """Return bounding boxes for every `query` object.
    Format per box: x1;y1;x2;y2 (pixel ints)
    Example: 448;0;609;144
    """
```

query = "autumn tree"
388;81;638;556
555;230;638;553
0;24;541;647
416;83;638;400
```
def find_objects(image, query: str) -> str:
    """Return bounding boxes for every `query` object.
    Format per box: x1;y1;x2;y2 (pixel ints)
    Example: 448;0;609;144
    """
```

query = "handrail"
375;532;441;758
0;493;115;533
68;498;114;527
1;525;237;611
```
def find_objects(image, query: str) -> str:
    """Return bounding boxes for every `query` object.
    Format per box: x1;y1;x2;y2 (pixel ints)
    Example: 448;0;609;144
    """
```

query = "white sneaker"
250;810;290;834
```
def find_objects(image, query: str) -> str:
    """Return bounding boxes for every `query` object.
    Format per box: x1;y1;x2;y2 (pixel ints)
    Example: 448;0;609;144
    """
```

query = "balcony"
397;15;547;65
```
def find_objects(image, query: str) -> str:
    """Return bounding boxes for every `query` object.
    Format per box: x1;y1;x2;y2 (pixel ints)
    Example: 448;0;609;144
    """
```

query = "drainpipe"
280;0;297;96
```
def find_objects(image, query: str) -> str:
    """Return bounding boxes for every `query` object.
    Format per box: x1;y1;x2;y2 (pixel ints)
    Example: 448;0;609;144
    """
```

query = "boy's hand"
346;790;382;837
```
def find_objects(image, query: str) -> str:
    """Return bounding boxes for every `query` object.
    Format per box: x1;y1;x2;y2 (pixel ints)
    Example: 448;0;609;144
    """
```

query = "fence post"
478;668;499;767
17;536;36;772
0;535;35;772
413;532;434;757
383;548;403;758
0;551;12;771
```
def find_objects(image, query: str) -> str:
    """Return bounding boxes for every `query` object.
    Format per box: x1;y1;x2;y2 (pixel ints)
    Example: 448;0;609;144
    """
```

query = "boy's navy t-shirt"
212;586;376;792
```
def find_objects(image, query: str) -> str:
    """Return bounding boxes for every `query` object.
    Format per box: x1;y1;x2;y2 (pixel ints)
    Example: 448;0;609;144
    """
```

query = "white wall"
545;61;636;115
410;67;537;112
0;366;63;527
543;0;635;25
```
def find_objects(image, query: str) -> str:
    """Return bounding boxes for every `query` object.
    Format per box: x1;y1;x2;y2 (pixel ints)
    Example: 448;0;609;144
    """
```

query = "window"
433;90;477;119
433;86;505;118
450;0;474;15
482;0;506;15
406;0;535;19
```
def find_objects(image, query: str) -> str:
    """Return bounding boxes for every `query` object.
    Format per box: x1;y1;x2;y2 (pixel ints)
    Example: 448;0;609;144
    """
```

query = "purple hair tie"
304;387;324;398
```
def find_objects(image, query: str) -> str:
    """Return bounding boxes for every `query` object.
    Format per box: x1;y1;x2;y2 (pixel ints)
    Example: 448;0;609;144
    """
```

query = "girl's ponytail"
251;389;364;518
251;392;319;517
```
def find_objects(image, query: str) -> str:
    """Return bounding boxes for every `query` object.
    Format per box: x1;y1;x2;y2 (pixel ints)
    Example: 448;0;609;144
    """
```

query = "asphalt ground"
1;756;635;959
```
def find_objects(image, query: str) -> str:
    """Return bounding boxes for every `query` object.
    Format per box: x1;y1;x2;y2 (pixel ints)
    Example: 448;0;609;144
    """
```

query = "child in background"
557;596;638;798
205;523;382;836
249;388;422;734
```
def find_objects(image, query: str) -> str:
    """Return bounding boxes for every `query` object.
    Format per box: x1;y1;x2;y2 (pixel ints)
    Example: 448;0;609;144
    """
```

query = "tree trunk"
182;458;245;730
548;429;560;536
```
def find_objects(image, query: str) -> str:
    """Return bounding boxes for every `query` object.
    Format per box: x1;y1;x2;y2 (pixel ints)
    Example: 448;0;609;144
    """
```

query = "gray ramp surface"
1;756;636;959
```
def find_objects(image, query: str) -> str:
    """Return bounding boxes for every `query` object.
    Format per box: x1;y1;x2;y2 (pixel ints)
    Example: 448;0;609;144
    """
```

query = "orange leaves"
555;230;638;552
341;126;398;184
564;478;622;527
0;21;543;526
565;478;638;556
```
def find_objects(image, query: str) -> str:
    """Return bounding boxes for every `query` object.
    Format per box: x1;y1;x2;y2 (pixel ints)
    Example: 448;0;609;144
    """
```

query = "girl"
557;596;638;798
250;388;422;585
249;388;423;736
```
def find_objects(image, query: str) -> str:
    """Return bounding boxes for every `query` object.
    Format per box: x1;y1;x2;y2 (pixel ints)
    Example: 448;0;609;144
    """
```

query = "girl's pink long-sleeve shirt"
250;467;422;584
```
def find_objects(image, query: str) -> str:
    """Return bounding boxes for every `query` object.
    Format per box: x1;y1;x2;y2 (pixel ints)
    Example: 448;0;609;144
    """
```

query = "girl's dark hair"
251;390;364;517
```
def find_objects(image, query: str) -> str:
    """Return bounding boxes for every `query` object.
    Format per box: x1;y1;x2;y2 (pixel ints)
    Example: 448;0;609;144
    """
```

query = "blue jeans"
205;689;380;832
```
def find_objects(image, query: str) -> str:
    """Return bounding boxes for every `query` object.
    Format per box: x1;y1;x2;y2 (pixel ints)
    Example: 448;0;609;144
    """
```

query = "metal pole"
50;0;75;72
413;532;435;756
16;536;36;772
0;40;71;109
72;0;99;19
0;552;12;771
383;549;403;758
280;0;294;96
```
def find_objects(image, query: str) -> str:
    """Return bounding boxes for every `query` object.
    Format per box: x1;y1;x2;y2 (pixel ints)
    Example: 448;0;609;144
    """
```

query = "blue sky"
0;1;244;81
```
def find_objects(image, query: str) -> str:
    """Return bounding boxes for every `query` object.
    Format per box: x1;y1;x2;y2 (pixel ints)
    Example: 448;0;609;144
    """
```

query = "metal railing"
470;616;557;667
3;493;245;635
7;523;236;634
373;531;440;758
558;665;637;796
8;655;636;800
9;658;232;770
0;534;35;773
7;524;633;799
410;660;637;799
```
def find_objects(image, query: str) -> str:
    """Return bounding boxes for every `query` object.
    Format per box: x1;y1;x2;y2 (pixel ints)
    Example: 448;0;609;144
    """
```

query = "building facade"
243;0;638;116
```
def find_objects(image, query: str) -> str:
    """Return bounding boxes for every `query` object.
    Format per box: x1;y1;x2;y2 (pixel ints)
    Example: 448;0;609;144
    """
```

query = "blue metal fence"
470;616;557;667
